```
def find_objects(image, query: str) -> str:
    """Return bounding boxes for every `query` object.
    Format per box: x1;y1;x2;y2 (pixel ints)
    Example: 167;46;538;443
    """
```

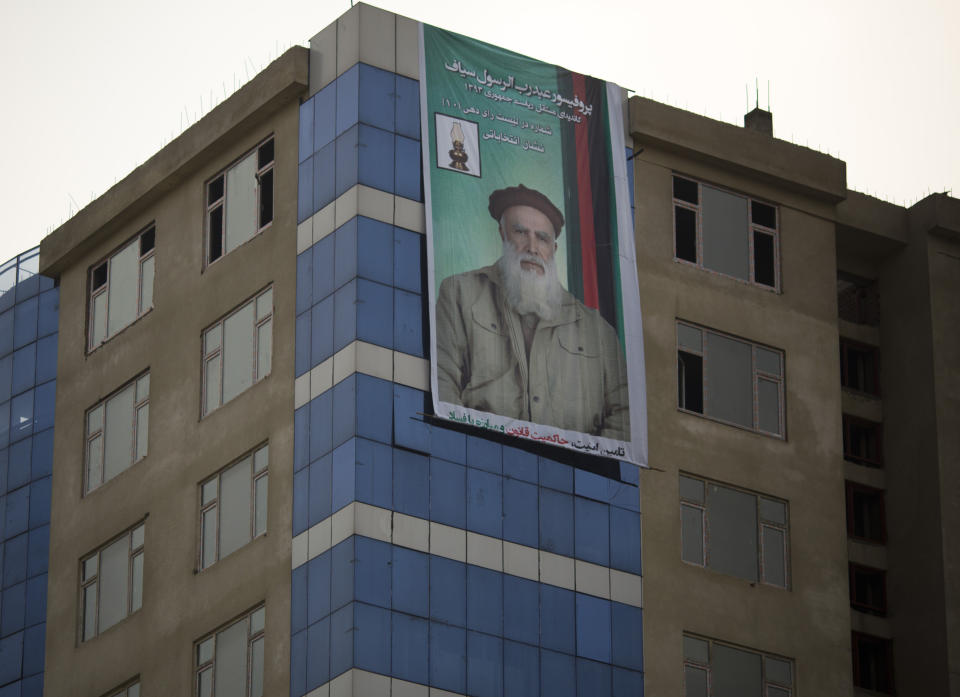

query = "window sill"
87;307;154;356
677;407;785;441
673;257;780;294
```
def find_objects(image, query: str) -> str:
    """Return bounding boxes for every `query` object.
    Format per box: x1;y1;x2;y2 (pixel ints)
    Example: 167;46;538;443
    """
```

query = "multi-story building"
0;4;955;697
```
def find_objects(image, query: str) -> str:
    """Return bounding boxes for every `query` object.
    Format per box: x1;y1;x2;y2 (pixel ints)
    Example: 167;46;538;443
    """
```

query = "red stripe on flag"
572;73;599;309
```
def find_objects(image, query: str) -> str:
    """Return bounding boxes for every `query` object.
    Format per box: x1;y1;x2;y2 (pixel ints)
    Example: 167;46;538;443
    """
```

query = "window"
842;414;883;467
199;444;269;569
837;272;880;326
683;634;793;697
207;138;275;264
81;522;144;641
202;288;273;415
673;175;779;290
846;481;886;543
89;226;155;349
840;339;880;395
85;372;150;494
196;605;265;697
677;322;784;436
849;563;887;616
852;632;894;693
108;681;141;697
680;474;789;587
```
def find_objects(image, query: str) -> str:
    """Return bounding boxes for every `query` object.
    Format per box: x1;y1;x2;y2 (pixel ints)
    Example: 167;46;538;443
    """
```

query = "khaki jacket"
436;265;630;440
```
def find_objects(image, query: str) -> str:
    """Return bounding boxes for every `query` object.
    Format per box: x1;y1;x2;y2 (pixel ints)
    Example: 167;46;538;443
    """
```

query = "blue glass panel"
540;458;572;492
357;375;392;444
5;487;28;538
355;438;392;509
394;290;423;357
467;468;502;538
467;566;502;635
393;385;429;452
298;157;314;223
314;80;336;150
306;551;331;626
331;440;356;513
575;594;611;663
313;230;336;300
22;672;43;697
468;631;503;697
429;556;465;626
541;649;575;697
357;125;395;194
28;478;51;528
503;478;538;547
392;612;428;684
309;452;332;525
0;310;12;357
355;538;391;608
7;439;30;493
32;381;54;433
620;461;639;485
331;375;356;449
13;297;38;350
608;480;640;512
609;507;642;575
0;356;11;403
0;401;9;450
291;564;307;634
354;602;391;673
34;335;56;386
357;217;394;285
30;430;53;480
393;227;422;294
577;658;612;697
296;250;313;316
430;425;465;464
465;436;500;474
504;640;539;697
21;623;42;676
391;546;428;617
3;534;27;586
574;468;610;503
503;446;538;484
612;667;645;697
291;628;307;696
293;468;308;536
335;125;359;198
335;65;359;136
539;489;574;556
37;289;58;339
299;98;314;163
333;280;357;354
610;603;643;671
394;135;421;201
430;622;466;693
333;217;358;291
330;539;355;613
306;616;331;689
575;498;610;566
1;582;25;636
503;576;538;644
11;346;36;397
540;585;575;654
309;391;333;462
311;296;334;368
0;631;23;685
356;280;393;349
315;134;337;212
295;311;311;377
393;449;428;519
0;448;7;494
429;457;465;528
395;75;420;140
358;64;396;132
24;575;45;628
294;405;309;473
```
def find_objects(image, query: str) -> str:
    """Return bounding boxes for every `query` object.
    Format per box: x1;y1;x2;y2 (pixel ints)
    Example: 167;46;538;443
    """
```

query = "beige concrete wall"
632;143;853;696
42;98;299;696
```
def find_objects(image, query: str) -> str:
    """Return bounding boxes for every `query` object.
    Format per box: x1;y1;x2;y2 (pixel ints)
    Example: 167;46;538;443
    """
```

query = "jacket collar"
479;262;581;328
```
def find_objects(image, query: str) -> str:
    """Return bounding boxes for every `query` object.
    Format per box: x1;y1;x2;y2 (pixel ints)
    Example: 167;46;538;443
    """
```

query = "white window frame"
683;634;794;697
80;522;145;642
88;225;156;350
202;287;273;416
106;680;141;697
199;443;269;569
672;174;780;292
195;605;265;697
205;136;275;266
84;372;150;494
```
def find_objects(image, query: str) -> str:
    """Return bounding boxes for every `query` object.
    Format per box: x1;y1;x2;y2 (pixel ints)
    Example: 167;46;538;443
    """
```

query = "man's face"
499;205;557;276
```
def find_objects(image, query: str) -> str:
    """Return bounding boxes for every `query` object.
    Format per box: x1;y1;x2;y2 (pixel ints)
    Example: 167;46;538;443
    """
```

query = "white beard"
496;239;563;321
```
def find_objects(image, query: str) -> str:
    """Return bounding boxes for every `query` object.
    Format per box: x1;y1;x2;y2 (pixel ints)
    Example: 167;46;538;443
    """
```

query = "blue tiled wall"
0;249;57;697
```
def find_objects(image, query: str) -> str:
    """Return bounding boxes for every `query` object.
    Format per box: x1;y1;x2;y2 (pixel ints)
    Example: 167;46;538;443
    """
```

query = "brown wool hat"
488;185;564;237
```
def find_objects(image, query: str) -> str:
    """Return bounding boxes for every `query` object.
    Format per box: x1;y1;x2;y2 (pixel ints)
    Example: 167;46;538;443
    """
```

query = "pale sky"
1;0;957;265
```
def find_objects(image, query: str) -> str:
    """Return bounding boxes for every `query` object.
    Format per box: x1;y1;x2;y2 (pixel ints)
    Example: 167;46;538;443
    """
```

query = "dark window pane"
259;170;274;228
678;351;703;413
850;565;886;615
673;176;698;204
854;634;893;692
92;263;108;290
209;207;224;262
706;483;758;582
140;228;155;255
848;484;885;542
675;207;697;262
753;231;775;287
208;176;224;205
751;200;776;228
841;342;879;394
258;139;275;168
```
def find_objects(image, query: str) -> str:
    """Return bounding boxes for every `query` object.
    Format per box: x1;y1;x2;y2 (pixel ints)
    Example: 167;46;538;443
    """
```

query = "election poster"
419;24;647;466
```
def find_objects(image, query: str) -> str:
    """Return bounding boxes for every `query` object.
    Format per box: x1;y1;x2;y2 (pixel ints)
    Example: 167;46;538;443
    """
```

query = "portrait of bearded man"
435;184;630;440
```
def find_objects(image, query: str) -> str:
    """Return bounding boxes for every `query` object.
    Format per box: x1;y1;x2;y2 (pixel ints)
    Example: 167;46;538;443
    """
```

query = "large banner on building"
419;24;647;466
